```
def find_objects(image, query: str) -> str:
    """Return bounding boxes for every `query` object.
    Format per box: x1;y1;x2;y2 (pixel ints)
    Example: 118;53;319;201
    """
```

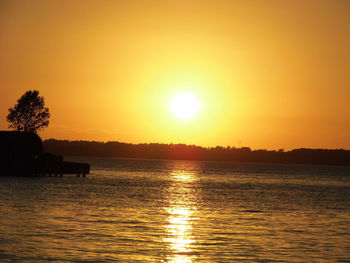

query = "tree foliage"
7;90;50;133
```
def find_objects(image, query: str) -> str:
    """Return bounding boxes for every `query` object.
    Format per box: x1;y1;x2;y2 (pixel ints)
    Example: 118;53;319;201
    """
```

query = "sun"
170;92;200;120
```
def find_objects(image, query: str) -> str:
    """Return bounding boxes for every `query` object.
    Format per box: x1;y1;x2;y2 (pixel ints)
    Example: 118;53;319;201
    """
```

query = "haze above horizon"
1;0;349;150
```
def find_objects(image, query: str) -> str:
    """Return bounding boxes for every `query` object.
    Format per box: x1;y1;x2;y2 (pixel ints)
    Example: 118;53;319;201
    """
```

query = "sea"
0;157;349;262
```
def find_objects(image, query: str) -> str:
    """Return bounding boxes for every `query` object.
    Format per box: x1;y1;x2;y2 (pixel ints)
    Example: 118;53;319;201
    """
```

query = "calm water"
0;157;350;262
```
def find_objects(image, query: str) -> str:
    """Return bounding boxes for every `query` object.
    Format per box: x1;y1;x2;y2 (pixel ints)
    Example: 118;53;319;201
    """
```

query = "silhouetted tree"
7;90;50;133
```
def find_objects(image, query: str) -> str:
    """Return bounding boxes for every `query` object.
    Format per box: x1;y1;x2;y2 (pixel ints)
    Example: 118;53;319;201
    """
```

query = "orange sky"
1;0;349;150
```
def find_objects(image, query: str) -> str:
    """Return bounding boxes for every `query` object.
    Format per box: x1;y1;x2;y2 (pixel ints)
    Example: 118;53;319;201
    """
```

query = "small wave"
241;209;264;213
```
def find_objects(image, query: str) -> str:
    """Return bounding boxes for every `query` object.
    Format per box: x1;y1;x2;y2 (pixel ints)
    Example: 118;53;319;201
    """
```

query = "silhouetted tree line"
43;139;350;166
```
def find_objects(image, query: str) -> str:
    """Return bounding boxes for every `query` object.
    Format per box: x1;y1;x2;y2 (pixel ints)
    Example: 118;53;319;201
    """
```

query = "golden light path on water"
164;170;198;263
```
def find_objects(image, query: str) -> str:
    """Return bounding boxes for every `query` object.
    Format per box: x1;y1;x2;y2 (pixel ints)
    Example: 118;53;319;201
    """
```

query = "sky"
0;0;349;150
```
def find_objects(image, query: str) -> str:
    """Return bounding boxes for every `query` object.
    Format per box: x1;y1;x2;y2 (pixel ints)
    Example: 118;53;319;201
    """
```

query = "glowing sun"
170;92;200;120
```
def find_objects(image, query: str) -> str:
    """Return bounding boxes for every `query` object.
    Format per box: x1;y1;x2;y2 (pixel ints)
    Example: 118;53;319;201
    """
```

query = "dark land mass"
43;139;350;166
0;131;90;176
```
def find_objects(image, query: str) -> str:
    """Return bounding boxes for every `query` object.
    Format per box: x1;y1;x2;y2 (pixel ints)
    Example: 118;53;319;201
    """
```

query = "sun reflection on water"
170;170;198;183
164;170;199;263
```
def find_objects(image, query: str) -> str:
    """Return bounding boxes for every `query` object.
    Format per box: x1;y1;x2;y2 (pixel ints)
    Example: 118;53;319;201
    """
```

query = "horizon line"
43;137;350;152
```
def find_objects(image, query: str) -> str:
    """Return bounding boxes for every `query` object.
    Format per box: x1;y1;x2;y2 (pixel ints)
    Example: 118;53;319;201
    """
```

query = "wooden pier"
37;161;90;178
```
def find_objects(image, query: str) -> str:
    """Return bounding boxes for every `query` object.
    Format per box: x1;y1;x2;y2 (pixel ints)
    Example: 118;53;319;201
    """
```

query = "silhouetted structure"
43;139;350;166
0;131;90;176
0;131;43;175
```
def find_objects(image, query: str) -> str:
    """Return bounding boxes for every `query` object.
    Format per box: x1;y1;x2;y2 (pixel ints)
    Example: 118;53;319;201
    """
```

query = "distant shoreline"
43;139;350;166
